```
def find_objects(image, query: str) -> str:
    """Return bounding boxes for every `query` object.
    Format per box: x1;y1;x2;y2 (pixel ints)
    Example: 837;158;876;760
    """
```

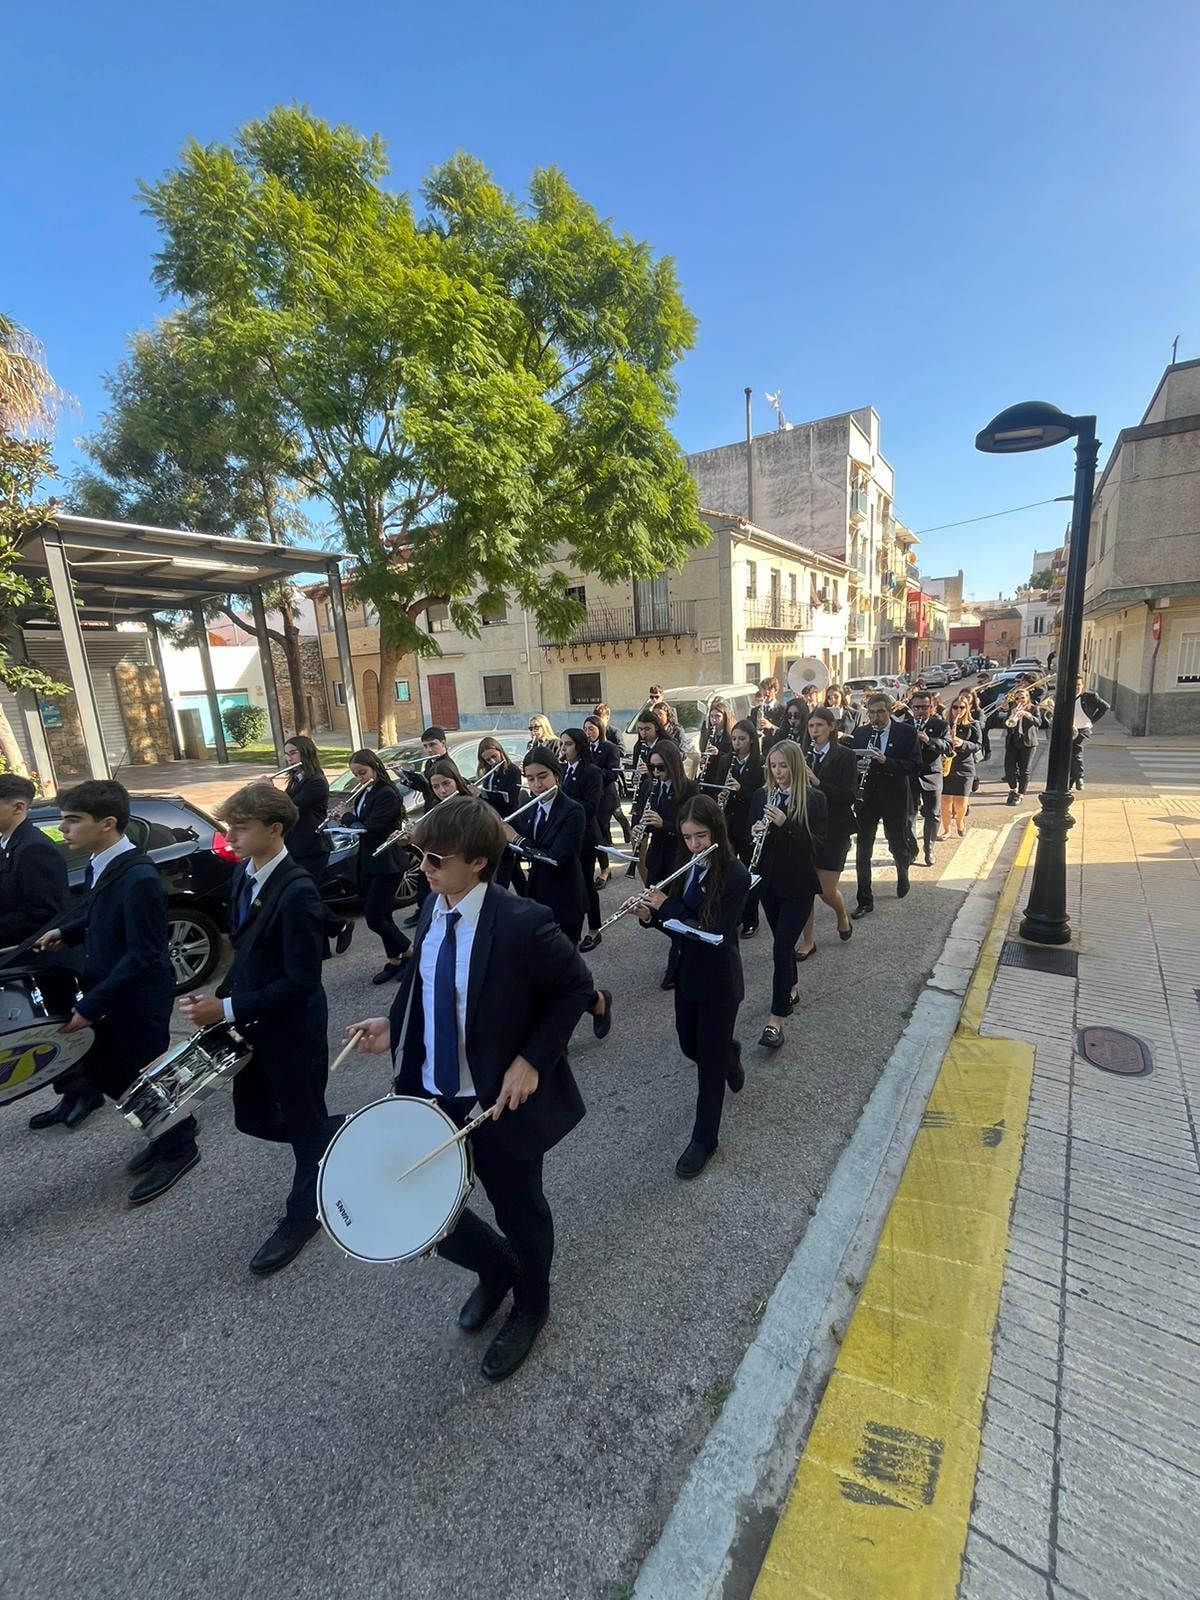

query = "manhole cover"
1078;1026;1152;1076
999;940;1079;978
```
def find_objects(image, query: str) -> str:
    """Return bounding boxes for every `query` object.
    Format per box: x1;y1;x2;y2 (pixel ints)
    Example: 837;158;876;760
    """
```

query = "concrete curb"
631;819;1025;1600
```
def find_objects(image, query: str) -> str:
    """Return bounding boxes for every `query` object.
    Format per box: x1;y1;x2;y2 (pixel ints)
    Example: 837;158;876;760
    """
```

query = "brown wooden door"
427;672;460;730
361;670;380;733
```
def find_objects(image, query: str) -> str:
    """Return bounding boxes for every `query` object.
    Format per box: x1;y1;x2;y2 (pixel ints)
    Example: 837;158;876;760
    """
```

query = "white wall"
160;643;267;701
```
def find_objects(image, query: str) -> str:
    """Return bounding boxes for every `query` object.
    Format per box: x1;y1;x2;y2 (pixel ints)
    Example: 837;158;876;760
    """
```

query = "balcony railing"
849;488;869;523
744;598;814;634
537;599;696;648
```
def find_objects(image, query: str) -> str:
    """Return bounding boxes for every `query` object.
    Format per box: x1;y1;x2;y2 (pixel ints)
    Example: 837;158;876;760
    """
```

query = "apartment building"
1082;358;1200;733
395;512;851;731
686;405;903;679
304;588;423;741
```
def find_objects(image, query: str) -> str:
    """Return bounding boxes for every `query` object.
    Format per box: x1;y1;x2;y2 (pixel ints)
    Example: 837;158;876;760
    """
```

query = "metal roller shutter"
24;633;152;766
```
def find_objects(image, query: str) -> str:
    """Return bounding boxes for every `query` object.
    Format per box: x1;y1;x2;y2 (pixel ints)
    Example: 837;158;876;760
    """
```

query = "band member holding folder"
637;796;749;1180
181;783;337;1276
345;797;594;1382
476;738;522;818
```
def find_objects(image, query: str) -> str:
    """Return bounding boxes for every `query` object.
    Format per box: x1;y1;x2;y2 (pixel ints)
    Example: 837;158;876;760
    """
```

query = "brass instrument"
596;843;719;933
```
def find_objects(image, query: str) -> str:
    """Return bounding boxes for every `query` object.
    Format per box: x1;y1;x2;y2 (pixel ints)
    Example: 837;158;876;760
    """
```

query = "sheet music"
662;918;723;946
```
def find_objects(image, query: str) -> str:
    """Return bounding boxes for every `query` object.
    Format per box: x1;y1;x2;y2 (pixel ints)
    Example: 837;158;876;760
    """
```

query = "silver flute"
596;842;719;933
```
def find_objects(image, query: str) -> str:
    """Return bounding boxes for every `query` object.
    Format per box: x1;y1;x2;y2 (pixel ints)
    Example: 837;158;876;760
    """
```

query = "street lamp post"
975;402;1100;945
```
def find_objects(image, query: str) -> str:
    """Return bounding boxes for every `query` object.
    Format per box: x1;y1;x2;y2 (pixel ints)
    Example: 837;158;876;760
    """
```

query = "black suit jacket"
750;787;827;899
850;721;919;816
649;857;750;1006
284;773;331;864
902;714;952;788
390;887;590;1158
587;740;622;787
561;761;604;846
514;793;588;927
353;782;408;879
0;817;70;946
59;849;173;1060
479;762;522;818
217;856;327;1074
723;753;765;851
807;743;858;844
643;780;699;884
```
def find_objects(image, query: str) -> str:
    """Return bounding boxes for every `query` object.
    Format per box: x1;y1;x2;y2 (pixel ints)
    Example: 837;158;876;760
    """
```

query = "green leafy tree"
69;316;318;732
1030;569;1054;590
0;314;69;780
140;107;707;743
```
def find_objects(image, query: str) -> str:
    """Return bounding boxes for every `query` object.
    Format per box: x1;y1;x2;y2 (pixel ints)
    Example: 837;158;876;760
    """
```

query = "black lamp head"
975;401;1078;454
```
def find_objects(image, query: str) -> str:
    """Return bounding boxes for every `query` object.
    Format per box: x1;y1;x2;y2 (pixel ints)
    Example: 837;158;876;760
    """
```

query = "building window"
568;671;602;705
333;681;346;706
745;660;762;684
746;561;757;600
565;583;587;609
1178;632;1200;684
1098;508;1108;558
789;573;798;605
393;679;411;702
482;673;515;708
1033;615;1045;635
480;599;509;626
426;603;451;634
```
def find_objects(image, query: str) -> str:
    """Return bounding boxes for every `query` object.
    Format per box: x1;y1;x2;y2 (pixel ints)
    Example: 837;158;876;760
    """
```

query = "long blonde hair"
764;739;811;832
527;713;555;745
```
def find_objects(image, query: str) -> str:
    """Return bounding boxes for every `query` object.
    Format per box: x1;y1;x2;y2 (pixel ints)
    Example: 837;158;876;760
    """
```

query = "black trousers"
362;873;410;960
580;844;601;931
232;1045;336;1225
598;783;629;844
855;793;911;908
907;780;942;856
1070;733;1087;787
735;836;762;929
72;1024;198;1160
760;886;815;1015
435;1103;554;1315
675;994;739;1150
1004;741;1033;793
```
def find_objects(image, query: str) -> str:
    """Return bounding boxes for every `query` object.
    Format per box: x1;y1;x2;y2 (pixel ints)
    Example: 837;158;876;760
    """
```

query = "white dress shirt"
222;849;290;1023
419;880;486;1100
89;835;135;886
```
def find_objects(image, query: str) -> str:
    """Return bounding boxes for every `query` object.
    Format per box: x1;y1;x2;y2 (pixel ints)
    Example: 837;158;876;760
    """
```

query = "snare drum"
317;1096;474;1264
0;967;91;1107
117;1022;253;1138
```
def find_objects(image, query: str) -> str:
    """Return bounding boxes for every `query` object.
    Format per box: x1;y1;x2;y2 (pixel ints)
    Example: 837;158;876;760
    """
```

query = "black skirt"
812;830;852;875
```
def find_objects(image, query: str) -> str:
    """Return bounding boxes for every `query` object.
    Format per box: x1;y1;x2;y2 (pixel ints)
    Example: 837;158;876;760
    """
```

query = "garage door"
24;634;152;766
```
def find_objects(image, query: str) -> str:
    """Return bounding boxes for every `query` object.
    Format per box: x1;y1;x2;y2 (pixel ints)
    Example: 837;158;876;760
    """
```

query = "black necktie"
83;860;95;890
433;910;462;1097
533;805;546;842
237;869;255;928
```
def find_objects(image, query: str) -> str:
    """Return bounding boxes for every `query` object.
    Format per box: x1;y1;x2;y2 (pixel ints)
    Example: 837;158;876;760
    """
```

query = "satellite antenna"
765;391;794;431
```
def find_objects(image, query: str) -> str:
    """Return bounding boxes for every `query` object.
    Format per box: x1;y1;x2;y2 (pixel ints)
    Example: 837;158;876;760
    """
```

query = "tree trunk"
278;598;310;735
0;704;30;779
377;634;403;746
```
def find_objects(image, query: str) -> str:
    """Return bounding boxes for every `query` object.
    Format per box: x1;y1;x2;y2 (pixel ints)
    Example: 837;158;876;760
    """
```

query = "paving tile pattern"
961;799;1200;1600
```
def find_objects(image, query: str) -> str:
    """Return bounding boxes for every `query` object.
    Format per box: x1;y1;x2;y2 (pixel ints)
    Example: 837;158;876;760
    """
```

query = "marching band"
2;669;1072;1383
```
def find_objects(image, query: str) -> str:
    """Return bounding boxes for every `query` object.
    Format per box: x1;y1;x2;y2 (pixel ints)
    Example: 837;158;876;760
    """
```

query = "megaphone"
786;656;830;697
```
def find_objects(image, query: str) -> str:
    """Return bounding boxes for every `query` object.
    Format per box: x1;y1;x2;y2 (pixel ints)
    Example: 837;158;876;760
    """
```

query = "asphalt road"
2;717;1026;1600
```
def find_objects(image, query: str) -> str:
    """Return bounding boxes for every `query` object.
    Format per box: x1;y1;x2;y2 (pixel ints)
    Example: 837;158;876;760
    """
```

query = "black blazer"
478;762;522;818
850;720;920;810
353;782;408;879
902;714;953;785
943;719;983;784
390;888;590;1159
217;856;327;1075
1077;690;1109;731
284;772;331;864
698;727;733;759
648;857;750;1006
722;752;765;851
514;793;588;928
59;849;173;1056
587;739;622;787
643;779;699;884
750;787;827;899
560;761;605;846
807;743;858;843
0;817;70;946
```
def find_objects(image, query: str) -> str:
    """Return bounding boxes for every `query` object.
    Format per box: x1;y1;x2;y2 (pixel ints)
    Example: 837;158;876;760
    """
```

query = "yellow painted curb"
751;824;1036;1600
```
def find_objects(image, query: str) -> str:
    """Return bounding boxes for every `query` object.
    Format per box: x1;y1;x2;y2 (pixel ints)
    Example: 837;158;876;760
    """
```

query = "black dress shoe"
335;921;354;955
593;989;613;1040
1006;792;1019;806
851;903;873;920
63;1090;104;1130
579;931;602;953
28;1097;70;1130
758;1023;784;1049
126;1142;159;1177
458;1271;515;1332
371;962;405;985
250;1217;320;1276
726;1041;745;1094
923;846;935;867
675;1139;713;1179
481;1307;548;1383
660;973;675;991
128;1147;200;1207
795;944;817;962
839;923;853;942
896;868;911;900
740;923;758;939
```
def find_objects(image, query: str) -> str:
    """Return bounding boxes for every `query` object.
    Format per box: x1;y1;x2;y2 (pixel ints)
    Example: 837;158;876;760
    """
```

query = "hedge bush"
221;704;269;748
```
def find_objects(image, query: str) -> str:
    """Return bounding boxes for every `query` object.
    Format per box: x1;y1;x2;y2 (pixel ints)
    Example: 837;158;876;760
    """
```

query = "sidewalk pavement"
751;778;1200;1597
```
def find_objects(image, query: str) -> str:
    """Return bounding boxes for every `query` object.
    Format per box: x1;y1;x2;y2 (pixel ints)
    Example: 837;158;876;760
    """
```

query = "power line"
912;496;1071;536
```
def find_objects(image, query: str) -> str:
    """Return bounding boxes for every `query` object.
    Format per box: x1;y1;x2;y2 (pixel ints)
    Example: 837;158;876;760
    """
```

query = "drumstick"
393;1108;493;1185
331;1034;365;1073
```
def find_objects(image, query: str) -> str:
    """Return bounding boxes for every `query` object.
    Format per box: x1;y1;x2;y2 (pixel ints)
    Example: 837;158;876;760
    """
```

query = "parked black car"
31;795;239;994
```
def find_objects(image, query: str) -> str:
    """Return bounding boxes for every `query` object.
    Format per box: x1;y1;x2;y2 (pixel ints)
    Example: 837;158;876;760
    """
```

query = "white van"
620;682;760;757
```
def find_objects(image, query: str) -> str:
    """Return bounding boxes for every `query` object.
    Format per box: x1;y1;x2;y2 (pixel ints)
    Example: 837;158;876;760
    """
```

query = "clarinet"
628;779;660;860
747;787;785;882
855;731;882;799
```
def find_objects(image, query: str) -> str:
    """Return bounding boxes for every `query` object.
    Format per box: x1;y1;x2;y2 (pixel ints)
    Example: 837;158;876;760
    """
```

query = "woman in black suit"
346;748;411;985
559;728;606;952
639;739;698;888
939;695;983;838
637;796;750;1180
764;697;809;757
798;708;856;955
476;737;522;817
749;740;827;1049
584;713;626;874
284;734;351;955
698;699;735;761
722;719;765;938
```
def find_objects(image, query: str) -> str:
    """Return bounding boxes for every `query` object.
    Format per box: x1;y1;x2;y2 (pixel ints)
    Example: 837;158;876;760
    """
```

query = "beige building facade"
305;587;423;742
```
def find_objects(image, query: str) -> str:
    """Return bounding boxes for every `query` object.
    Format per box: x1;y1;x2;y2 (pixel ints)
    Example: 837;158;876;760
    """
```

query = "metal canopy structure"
14;514;363;783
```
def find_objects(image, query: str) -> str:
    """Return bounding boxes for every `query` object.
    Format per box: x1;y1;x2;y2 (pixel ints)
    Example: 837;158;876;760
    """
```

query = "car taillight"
210;830;239;863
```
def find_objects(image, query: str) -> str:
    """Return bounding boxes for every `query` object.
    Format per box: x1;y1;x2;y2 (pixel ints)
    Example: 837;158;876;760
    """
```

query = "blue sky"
5;0;1198;599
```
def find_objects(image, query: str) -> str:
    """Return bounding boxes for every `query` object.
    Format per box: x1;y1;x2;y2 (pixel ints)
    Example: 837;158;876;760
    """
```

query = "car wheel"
166;907;222;994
